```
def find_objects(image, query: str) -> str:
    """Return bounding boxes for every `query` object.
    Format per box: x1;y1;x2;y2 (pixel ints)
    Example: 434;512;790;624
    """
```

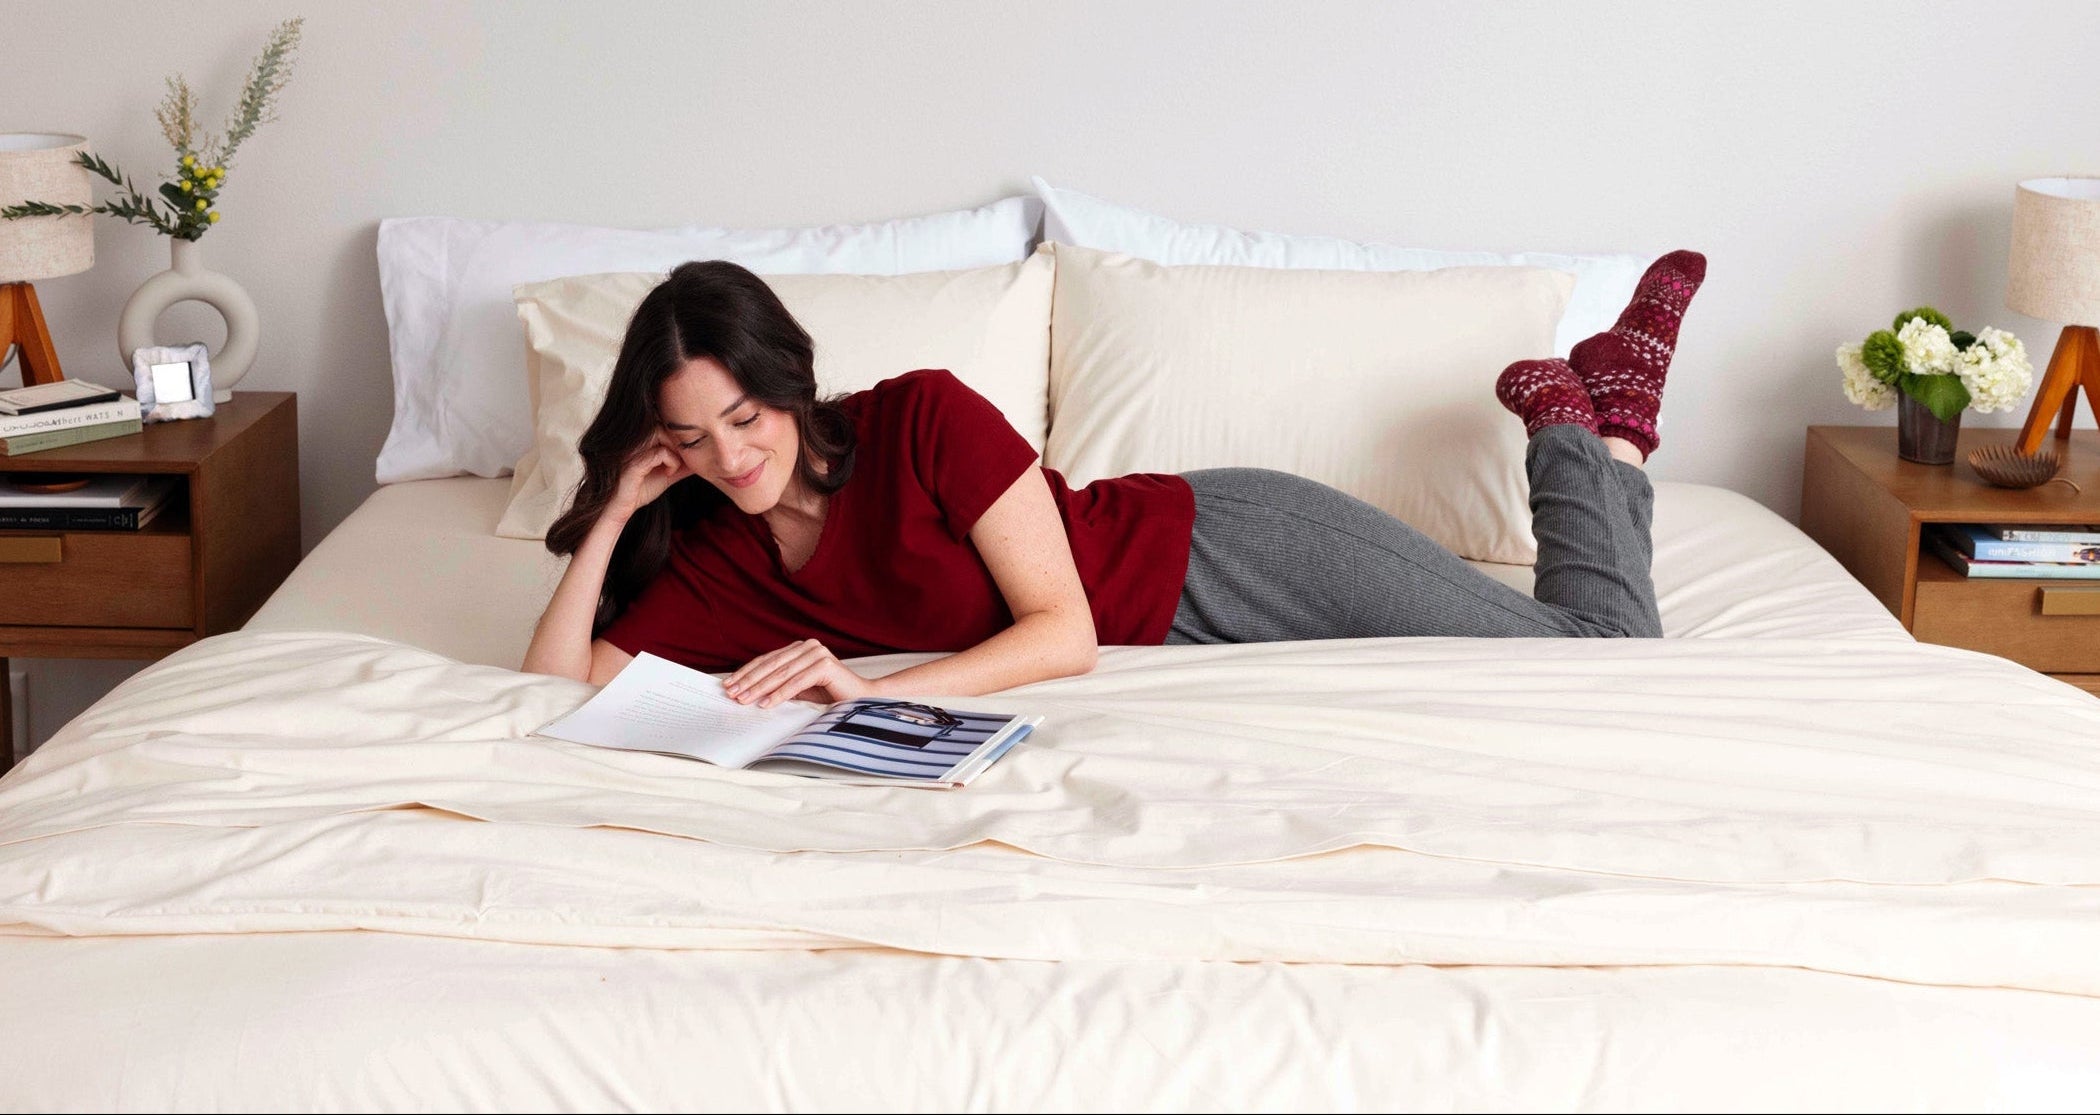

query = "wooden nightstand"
1;392;299;768
1800;424;2100;696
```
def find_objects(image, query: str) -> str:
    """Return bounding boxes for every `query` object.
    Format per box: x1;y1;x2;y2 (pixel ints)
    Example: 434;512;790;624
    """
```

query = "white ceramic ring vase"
117;237;258;402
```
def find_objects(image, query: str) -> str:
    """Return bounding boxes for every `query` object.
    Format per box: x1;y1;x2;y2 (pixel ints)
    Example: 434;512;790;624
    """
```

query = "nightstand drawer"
0;531;193;628
1913;574;2100;674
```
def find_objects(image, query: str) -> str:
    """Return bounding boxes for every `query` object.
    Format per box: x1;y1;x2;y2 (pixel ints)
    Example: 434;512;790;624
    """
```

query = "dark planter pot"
1897;393;1962;464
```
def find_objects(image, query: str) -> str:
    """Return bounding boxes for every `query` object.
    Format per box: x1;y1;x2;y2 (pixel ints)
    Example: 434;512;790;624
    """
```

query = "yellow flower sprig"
172;154;227;226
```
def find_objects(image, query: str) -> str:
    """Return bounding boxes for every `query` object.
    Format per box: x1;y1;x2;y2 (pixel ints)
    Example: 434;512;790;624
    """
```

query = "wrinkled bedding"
6;631;2099;988
5;625;2100;1108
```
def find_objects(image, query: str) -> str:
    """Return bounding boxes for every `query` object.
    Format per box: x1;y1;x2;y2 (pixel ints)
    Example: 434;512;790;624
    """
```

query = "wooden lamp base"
0;281;67;386
2017;324;2100;455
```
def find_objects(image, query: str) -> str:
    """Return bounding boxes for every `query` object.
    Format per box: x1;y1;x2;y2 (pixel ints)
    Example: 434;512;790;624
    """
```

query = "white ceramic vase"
117;237;258;403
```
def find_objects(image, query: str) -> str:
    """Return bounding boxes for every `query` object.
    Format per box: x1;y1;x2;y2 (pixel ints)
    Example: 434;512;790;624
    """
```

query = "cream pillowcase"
1043;244;1573;564
499;253;1052;540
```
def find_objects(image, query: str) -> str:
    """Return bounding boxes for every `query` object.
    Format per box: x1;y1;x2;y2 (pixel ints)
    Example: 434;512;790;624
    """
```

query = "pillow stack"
378;180;1645;567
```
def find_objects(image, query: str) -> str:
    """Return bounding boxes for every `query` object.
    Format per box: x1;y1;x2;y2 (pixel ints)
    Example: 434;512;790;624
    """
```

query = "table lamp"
2007;176;2100;454
0;133;93;387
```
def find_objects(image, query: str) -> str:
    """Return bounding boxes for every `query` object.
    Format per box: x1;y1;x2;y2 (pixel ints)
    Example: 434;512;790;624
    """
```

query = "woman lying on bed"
524;252;1708;705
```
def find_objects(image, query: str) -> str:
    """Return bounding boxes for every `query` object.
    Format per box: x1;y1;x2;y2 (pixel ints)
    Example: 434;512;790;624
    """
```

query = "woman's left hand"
725;639;878;708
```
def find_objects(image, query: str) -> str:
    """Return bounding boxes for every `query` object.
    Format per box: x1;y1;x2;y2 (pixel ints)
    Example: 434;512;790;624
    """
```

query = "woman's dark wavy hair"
545;260;856;632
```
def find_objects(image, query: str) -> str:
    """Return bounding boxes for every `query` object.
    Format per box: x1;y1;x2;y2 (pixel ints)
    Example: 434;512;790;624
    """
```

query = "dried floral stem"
155;75;200;155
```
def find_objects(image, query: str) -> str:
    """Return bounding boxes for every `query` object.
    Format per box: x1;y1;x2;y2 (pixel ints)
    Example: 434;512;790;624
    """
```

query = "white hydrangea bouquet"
1836;307;2033;422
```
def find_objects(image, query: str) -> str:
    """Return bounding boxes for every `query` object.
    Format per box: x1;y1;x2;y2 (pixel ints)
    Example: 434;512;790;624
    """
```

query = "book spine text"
0;507;145;531
0;400;143;438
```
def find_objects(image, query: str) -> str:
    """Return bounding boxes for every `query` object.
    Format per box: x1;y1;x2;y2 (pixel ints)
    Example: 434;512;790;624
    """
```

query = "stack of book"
0;381;144;457
1929;524;2100;580
0;474;179;532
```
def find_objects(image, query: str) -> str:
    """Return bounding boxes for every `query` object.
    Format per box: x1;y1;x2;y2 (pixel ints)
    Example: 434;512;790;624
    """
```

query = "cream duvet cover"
4;626;2100;1109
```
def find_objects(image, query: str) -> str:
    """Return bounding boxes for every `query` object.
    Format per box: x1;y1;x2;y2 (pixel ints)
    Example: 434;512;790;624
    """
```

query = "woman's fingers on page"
723;648;779;701
727;640;823;704
724;655;775;702
770;652;877;709
746;641;857;709
727;641;803;689
759;660;826;708
764;644;847;706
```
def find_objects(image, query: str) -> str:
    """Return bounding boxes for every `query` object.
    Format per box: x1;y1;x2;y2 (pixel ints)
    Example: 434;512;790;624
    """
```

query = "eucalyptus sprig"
0;18;302;242
2;150;186;237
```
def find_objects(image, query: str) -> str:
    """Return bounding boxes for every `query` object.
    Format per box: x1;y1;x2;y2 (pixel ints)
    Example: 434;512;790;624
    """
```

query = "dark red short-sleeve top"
599;369;1194;671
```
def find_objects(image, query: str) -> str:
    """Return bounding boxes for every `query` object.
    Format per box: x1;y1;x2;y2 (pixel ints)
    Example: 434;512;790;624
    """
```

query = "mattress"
244;477;1909;668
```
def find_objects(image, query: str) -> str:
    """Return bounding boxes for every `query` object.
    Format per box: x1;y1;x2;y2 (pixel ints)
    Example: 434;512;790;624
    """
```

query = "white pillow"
376;197;1043;484
499;253;1053;540
1033;176;1646;359
1044;244;1572;565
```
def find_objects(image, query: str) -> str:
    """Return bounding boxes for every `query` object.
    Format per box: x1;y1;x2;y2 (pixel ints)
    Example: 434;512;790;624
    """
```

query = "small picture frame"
130;343;215;424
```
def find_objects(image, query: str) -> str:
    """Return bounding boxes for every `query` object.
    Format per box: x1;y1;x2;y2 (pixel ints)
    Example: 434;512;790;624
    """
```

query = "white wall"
9;0;2100;743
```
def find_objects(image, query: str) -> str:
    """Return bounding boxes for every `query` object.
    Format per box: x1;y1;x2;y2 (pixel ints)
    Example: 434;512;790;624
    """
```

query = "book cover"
0;380;122;416
0;398;143;438
1987;523;2100;545
535;652;1039;787
0;418;145;457
1930;533;2100;580
1940;524;2100;564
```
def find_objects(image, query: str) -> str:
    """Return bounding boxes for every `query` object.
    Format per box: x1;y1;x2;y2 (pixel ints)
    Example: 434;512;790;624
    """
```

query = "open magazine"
535;652;1040;788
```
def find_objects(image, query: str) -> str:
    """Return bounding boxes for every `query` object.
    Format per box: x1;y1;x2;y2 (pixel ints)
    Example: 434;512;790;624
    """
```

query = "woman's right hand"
606;435;692;525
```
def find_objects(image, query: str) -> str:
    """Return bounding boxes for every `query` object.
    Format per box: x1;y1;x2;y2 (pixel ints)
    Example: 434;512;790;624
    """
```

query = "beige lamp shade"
2007;177;2100;325
0;133;94;283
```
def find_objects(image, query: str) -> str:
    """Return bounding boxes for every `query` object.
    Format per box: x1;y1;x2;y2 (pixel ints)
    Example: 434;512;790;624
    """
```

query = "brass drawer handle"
0;536;63;563
2040;587;2100;616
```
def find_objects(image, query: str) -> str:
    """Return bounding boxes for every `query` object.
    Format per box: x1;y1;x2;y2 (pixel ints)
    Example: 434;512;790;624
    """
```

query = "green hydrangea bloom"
1861;329;1906;383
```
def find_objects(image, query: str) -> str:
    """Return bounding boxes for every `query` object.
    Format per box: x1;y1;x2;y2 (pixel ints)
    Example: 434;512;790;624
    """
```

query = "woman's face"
657;356;803;514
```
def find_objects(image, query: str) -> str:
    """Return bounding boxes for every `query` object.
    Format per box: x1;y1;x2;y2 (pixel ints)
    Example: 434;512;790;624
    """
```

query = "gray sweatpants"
1167;424;1663;643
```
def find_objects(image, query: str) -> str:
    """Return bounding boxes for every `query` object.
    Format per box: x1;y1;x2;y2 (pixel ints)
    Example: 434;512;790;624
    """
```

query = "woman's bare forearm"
522;515;627;680
870;607;1097;699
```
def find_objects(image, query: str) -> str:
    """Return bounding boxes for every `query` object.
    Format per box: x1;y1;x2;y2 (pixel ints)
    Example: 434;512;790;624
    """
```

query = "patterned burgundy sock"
1495;357;1598;438
1568;249;1708;459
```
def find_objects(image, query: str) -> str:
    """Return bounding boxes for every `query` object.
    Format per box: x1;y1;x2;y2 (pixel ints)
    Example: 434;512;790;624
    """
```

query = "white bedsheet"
244;477;1908;669
4;628;2100;1108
